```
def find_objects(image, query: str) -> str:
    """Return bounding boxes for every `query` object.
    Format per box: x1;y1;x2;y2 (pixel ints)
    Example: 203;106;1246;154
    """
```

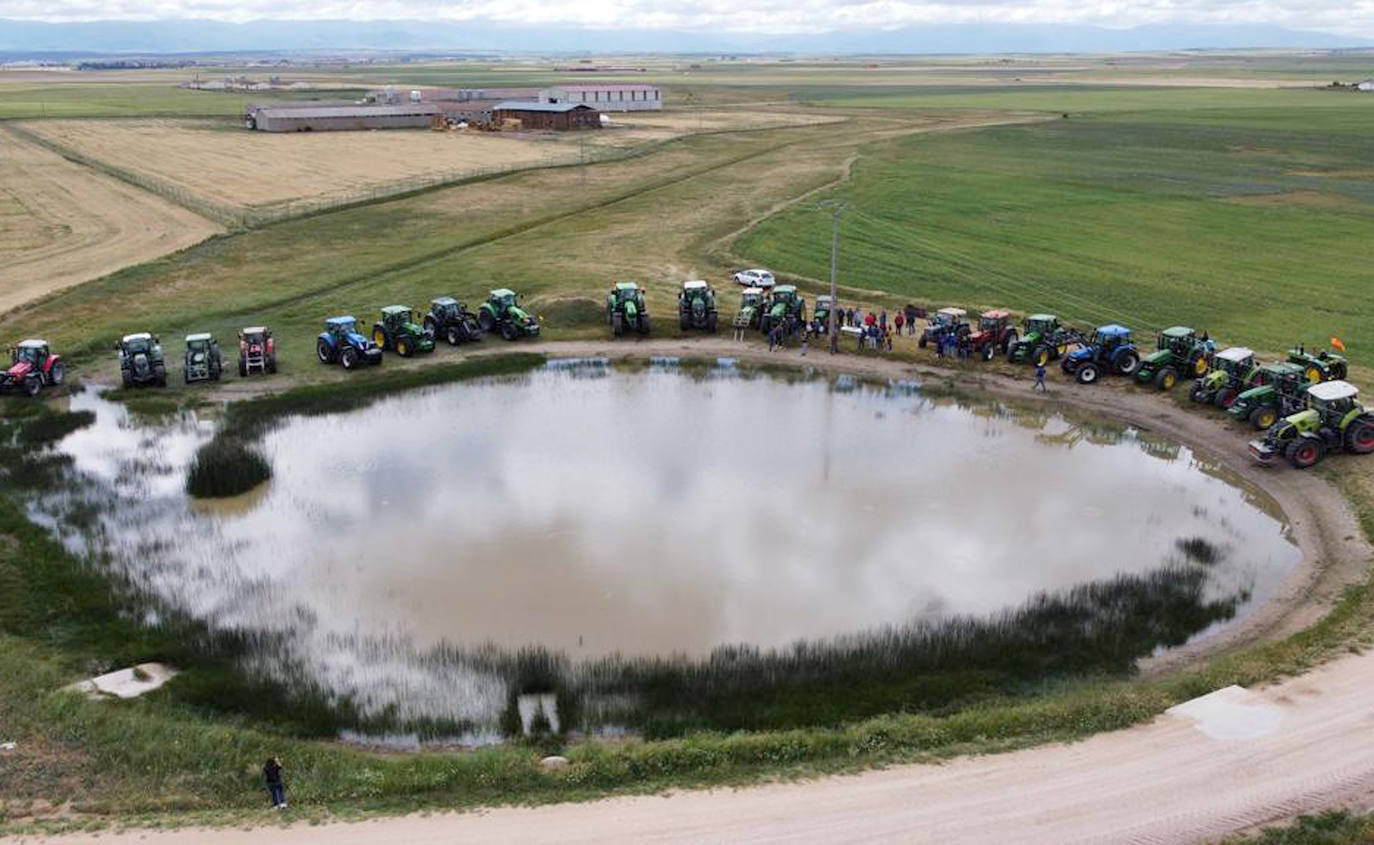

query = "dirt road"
0;126;221;317
43;647;1374;844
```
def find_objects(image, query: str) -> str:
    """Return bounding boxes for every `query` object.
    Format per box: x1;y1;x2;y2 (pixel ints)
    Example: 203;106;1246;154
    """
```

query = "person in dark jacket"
264;756;287;809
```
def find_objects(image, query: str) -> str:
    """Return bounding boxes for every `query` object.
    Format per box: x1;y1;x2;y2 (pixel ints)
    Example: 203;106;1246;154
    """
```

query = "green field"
740;89;1374;366
0;84;348;120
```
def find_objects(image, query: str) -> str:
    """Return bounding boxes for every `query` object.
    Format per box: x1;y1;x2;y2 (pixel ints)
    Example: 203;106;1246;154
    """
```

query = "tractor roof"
816;295;833;304
682;280;708;290
742;287;763;295
17;338;46;348
1215;346;1254;363
325;316;357;327
241;326;267;335
1095;324;1131;337
774;284;798;294
981;309;1010;319
122;332;153;343
1162;326;1195;338
432;296;457;306
937;307;967;317
615;282;639;291
381;305;411;316
1307;380;1358;402
1028;313;1056;322
185;333;213;343
490;288;515;298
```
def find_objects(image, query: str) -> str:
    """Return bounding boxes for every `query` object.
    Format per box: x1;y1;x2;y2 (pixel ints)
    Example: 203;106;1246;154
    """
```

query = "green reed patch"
185;438;271;498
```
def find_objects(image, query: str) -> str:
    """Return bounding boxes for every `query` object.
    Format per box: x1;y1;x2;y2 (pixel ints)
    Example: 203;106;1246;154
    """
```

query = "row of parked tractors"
604;280;815;337
913;305;1372;471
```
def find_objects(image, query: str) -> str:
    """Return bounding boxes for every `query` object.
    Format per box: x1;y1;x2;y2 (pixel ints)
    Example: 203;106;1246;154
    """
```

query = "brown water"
40;360;1299;726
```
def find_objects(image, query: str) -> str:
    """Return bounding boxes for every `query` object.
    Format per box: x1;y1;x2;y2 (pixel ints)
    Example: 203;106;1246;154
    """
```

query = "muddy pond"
34;359;1299;732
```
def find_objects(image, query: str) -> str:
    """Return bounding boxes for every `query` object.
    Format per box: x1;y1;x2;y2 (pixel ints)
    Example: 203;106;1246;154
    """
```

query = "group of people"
751;302;938;357
932;330;975;360
830;304;923;337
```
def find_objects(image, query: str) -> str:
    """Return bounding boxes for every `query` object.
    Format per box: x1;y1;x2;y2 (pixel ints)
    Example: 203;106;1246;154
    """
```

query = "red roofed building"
539;83;662;112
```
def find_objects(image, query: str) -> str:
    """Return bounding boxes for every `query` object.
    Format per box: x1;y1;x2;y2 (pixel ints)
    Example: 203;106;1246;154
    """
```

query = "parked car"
731;268;776;289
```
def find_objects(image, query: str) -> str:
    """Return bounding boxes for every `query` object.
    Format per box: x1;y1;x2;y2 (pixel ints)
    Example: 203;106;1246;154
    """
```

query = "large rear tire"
373;328;387;350
1345;420;1374;455
1305;365;1323;384
49;362;65;386
1215;387;1238;409
1116;350;1140;376
121;369;132;388
1192;354;1208;376
639;315;651;335
317;341;332;364
707;313;718;333
612;312;624;337
154;364;167;387
240;359;248;377
423;316;437;338
478;309;495;332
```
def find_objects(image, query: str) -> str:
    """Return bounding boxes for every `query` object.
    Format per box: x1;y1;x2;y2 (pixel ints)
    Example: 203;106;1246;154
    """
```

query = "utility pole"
815;200;851;351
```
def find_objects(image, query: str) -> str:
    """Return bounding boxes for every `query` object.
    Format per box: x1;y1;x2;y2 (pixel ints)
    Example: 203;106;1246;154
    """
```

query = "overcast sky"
2;0;1372;37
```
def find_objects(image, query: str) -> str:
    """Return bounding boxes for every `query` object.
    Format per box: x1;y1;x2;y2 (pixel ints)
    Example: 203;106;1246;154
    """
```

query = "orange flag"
1331;336;1347;353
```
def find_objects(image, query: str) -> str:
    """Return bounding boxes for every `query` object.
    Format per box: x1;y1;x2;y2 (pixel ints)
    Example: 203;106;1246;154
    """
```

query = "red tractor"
237;326;277;376
1;339;65;397
966;309;1019;361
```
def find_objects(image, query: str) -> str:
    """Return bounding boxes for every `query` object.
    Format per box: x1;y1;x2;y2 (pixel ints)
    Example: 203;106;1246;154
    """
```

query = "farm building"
492;102;601;131
244;104;441;132
539;84;662;112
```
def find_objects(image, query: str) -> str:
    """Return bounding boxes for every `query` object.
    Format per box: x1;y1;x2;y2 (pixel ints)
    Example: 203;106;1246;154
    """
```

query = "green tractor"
182;333;223;384
607;282;651;336
677;280;717;332
734;287;766;331
372;306;436;358
1249;380;1374;469
478;289;541;341
1005;314;1075;366
812;295;835;332
1133;326;1214;390
1226;362;1311;430
1288;345;1348;384
759;285;806;334
1189;346;1258;409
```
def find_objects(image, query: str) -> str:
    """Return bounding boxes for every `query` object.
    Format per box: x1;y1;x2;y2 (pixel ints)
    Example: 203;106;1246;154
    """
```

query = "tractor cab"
380;305;415;329
614;282;640;301
185;333;216;358
120;332;157;355
1091;324;1132;351
488;289;518;311
740;287;765;309
325;317;358;336
682;280;710;296
431;296;461;319
12;339;49;366
978;309;1009;333
1212;346;1256;378
238;326;276;376
1024;314;1059;337
240;326;272;347
1308;379;1360;418
183;333;222;384
933;307;967;328
770;285;801;307
1156;326;1203;355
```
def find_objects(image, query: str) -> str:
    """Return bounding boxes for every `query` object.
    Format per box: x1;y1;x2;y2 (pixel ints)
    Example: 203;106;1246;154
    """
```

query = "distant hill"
0;18;1369;57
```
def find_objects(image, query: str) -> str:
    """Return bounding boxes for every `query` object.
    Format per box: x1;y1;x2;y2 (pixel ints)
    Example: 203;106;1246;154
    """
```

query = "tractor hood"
1284;408;1321;428
1143;349;1172;365
1065;346;1093;362
345;331;373;348
623;300;638;319
5;360;34;379
1237;383;1275;402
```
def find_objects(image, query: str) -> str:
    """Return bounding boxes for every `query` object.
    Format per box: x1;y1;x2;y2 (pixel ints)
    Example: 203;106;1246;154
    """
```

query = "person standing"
879;309;887;334
893;311;905;337
1034;362;1048;391
264;756;286;809
904;304;918;334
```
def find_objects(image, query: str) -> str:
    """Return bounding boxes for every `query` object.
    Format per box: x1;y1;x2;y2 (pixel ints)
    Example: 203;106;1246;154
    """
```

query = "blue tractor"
316;316;383;371
1060;324;1141;385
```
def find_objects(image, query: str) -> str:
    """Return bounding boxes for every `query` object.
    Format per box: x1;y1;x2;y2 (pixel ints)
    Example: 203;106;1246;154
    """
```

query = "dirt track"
0;126;221;317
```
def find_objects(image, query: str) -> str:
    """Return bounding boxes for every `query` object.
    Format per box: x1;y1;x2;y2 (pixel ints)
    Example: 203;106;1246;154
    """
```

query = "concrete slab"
1166;684;1283;740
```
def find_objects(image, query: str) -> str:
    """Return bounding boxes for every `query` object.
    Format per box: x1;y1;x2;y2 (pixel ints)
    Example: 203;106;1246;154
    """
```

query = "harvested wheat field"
19;118;601;218
0;126;221;316
592;109;842;146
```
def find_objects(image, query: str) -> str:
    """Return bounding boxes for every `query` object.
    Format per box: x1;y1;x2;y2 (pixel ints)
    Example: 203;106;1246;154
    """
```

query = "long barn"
245;104;441;132
492;101;601;131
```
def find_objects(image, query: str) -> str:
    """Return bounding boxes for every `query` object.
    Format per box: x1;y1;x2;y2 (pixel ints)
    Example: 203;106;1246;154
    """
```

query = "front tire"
1076;363;1100;384
1250;405;1278;431
1033;345;1050;367
1286;438;1324;469
982;343;996;362
397;338;411;358
501;323;518;342
23;377;40;397
240;359;249;377
1154;367;1178;391
446;326;460;346
340;347;359;370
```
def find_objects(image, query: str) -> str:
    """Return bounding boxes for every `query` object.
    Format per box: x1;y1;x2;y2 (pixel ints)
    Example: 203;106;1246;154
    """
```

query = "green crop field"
0;84;335;120
739;88;1374;367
